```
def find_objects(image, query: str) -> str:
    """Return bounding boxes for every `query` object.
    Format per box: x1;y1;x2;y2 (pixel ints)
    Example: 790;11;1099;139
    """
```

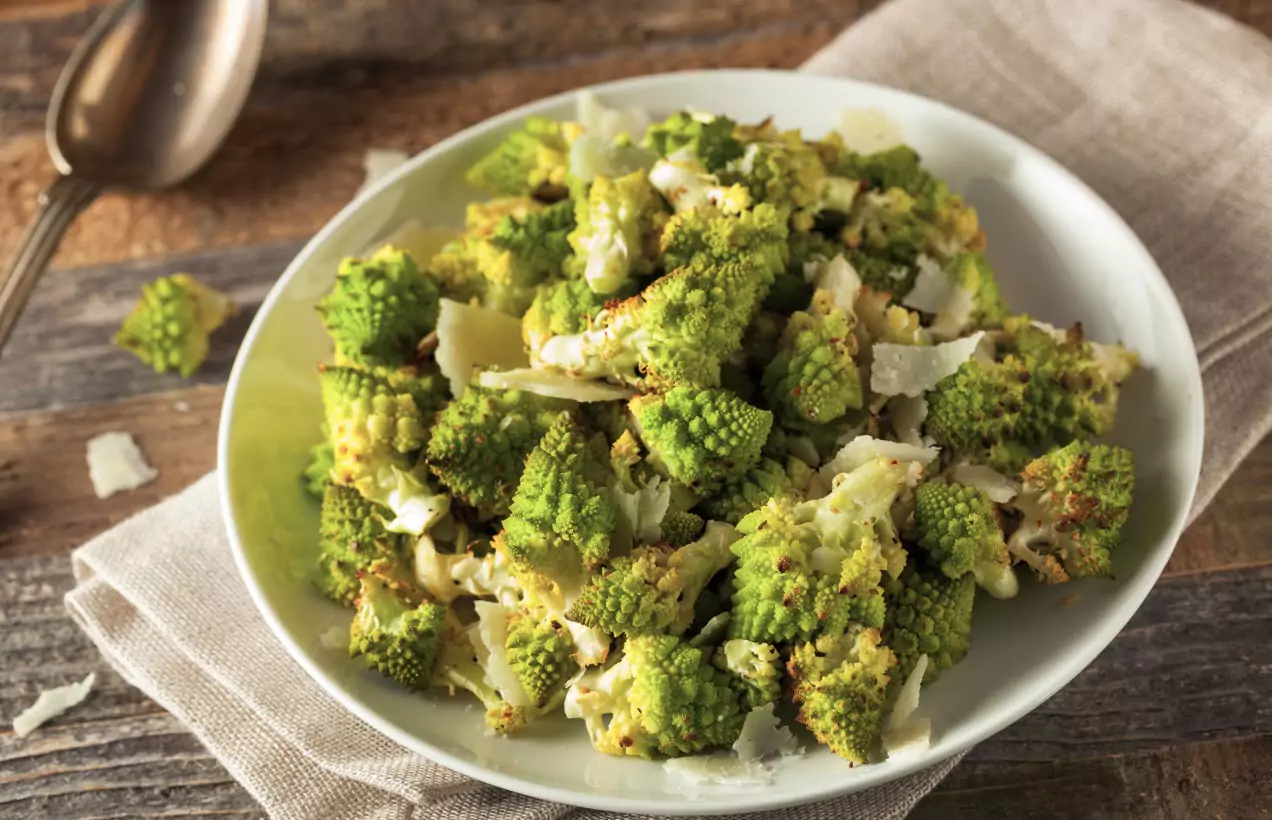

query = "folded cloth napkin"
64;0;1272;818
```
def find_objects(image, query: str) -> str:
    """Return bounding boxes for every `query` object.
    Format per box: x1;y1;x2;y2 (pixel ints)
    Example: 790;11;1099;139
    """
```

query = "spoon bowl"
0;0;269;348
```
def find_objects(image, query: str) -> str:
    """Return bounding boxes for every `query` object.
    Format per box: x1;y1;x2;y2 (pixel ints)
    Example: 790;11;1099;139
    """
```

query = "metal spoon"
0;0;269;349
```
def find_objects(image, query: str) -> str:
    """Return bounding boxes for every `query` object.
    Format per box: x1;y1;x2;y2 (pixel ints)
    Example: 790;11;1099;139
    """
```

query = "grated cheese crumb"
12;673;96;738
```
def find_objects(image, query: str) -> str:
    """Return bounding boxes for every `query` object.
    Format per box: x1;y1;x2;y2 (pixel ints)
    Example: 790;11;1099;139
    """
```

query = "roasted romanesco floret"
883;564;975;683
763;289;863;428
643;111;744;172
316;247;440;369
630;387;772;494
912;481;1017;599
659;201;790;296
1007;441;1135;583
320;364;426;489
466;116;572;198
564;634;750;757
569;170;665;295
660;510;706;546
566;521;738;636
114;273;235;377
425;386;573;515
471;198;576;316
504;607;576;708
788;627;898;765
316;484;408;606
349;569;448;690
728;457;919;644
927;318;1139;472
699;456;810;525
303;438;335;498
499;415;618;609
715;638;783;709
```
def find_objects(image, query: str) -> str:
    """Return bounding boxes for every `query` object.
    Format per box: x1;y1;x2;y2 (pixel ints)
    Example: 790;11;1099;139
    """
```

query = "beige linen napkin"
63;0;1272;818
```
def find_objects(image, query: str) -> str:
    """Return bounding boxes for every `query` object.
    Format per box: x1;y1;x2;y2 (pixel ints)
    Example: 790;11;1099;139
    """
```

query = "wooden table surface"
2;1;1271;818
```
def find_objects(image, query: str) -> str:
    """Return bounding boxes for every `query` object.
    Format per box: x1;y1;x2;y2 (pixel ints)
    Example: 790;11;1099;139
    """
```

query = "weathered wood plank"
0;388;222;559
916;734;1272;820
0;240;299;415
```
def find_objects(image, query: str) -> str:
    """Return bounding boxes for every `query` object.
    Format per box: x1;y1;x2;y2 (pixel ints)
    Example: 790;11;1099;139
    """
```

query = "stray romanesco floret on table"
425;386;573;516
316;484;408;606
349;568;448;690
926;317;1139;473
566;521;738;636
788;627;898;765
630;387;772;494
912;481;1017;599
564;633;750;758
728;456;919;645
114;273;235;377
499;415;618;609
763;289;863;428
883;564;975;683
466;116;572;198
316;247;440;369
1007;441;1135;583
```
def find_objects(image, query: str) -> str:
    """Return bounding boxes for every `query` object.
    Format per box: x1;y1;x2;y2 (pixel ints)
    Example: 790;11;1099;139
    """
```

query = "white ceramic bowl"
218;69;1204;815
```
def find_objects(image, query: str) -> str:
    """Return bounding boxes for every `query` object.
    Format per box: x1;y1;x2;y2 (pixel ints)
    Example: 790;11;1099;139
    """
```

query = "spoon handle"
0;174;102;352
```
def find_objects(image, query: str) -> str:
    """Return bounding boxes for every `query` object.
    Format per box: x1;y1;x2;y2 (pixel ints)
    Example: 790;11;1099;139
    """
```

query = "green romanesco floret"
113;273;235;377
658;202;790;296
941;252;1008;332
522;277;614;356
762;289;863;428
315;484;408;606
426;386;573;516
466;116;572;198
303;438;335;498
660;510;705;546
840;188;927;294
349;569;448;690
715;638;783;709
721;128;831;218
728;456;919;644
568;170;665;295
566;521;739;636
533;260;763;389
470;198;575;316
499;415;618;609
316;246;440;369
883;564;975;683
504;607;576;708
424;238;485;303
699;456;810;525
321;364;426;488
564;634;749;758
630;387;772;494
643;111;744;172
926;318;1140;472
787;627;898;765
1007;441;1135;583
912;481;1017;599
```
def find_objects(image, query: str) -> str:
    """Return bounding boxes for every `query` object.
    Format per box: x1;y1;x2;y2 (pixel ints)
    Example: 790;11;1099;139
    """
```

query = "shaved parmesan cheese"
733;703;802;761
901;255;952;314
835;108;904;155
318;626;347;650
87;432;158;499
577;91;651;142
820;435;939;482
13;673;95;737
688;613;732;648
664;756;773;789
804;254;862;314
435;299;529;396
949;463;1020;503
871;332;985;397
649;158;720;213
889;395;929;448
883;654;932;758
473;601;531;708
357;148;409;193
477;368;634;402
569;134;655;183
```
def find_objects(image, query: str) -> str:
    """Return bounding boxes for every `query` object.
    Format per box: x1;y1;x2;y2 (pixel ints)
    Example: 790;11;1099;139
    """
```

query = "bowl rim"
218;67;1205;815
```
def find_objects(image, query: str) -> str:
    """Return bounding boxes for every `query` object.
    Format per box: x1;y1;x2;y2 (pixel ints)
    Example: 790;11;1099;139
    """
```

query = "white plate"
218;69;1204;815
